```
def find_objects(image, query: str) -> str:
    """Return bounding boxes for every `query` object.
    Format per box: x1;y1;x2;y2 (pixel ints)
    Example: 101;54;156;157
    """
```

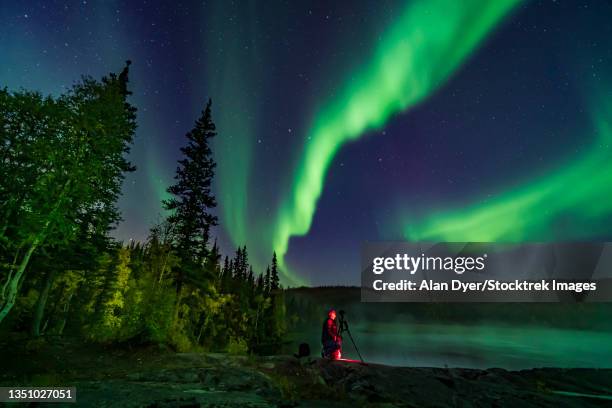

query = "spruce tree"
270;252;280;291
223;259;235;293
264;266;271;294
204;239;221;283
233;246;249;282
163;98;218;265
221;255;230;288
247;266;255;292
255;273;264;294
233;247;244;281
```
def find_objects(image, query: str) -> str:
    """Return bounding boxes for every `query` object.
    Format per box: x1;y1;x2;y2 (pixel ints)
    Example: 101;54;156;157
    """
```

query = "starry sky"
1;1;611;286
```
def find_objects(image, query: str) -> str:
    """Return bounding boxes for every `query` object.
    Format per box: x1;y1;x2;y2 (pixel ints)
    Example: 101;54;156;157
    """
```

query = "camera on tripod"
338;310;348;333
335;310;364;363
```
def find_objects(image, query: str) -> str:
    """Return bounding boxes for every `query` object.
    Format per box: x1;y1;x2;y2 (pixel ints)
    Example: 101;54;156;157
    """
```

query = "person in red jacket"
321;309;342;359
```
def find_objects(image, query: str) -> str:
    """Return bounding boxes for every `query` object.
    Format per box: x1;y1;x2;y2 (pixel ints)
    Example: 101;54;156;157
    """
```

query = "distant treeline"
0;62;289;353
286;286;612;331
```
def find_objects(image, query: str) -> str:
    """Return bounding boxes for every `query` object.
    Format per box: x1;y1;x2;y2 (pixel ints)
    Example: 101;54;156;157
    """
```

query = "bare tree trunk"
158;252;169;284
0;236;42;324
57;292;74;336
173;285;184;326
196;315;209;344
0;179;70;325
1;246;22;302
31;268;57;336
153;223;174;290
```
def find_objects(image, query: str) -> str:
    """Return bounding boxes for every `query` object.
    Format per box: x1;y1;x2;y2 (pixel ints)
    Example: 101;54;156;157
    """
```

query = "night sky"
2;1;611;286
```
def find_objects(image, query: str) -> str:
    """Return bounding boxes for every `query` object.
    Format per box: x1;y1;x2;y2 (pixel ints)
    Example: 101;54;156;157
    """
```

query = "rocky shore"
1;338;611;407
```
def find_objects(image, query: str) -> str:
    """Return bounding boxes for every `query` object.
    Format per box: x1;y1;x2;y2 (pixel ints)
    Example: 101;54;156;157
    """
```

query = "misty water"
290;322;612;369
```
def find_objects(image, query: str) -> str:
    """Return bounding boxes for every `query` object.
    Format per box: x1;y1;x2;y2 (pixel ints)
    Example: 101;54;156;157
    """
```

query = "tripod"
338;311;365;363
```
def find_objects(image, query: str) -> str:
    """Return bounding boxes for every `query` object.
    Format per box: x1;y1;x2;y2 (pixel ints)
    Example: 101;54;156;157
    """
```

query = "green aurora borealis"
5;1;610;286
214;0;522;284
405;97;612;242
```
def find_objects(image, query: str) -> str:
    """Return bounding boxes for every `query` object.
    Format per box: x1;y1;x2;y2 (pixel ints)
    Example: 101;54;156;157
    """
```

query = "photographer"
321;309;342;359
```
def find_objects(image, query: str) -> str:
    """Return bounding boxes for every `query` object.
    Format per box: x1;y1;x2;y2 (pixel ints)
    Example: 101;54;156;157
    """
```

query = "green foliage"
0;62;136;324
65;236;288;353
1;67;289;355
142;287;175;343
227;336;248;355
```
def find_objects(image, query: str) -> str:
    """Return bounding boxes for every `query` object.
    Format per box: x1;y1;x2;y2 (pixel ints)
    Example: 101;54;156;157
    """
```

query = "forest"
0;63;291;354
